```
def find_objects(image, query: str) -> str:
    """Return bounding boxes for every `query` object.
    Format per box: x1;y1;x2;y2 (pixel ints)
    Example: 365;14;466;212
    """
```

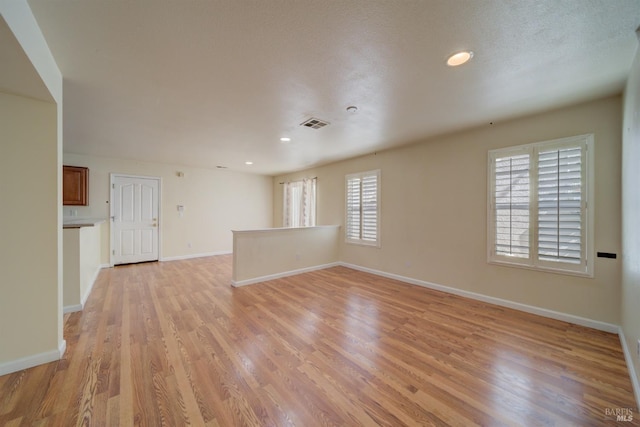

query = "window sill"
488;258;594;278
346;239;381;248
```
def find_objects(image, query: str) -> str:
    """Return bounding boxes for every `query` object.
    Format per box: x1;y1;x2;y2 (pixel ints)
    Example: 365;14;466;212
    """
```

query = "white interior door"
111;175;160;265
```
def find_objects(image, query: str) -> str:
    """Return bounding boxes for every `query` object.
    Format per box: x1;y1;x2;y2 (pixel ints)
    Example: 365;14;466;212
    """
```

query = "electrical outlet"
187;242;192;248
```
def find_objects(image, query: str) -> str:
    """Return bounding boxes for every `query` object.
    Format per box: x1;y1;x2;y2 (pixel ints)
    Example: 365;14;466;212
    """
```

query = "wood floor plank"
0;255;637;426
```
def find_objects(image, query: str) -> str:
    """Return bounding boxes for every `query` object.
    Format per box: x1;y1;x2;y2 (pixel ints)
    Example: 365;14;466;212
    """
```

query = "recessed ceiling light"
446;51;474;67
280;137;291;142
346;106;358;113
245;161;253;165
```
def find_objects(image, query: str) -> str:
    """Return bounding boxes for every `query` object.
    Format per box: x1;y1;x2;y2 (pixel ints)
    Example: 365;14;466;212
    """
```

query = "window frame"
487;134;594;277
345;169;381;247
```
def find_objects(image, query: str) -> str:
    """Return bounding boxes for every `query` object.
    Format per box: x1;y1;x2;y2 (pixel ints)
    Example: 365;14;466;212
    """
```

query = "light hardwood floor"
0;255;637;426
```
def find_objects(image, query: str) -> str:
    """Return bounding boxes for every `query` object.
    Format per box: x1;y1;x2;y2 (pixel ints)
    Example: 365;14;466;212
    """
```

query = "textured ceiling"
24;0;640;175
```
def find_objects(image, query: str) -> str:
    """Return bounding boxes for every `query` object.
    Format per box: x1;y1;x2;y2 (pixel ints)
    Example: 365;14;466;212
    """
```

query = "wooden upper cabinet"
63;165;89;206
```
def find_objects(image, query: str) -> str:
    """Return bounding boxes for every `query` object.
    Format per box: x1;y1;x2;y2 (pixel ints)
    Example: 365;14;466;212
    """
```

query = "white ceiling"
22;0;640;175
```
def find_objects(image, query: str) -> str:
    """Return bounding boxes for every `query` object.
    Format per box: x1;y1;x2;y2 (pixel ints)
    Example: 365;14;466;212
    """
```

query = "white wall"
63;153;273;263
79;224;102;303
0;0;64;375
622;31;640;396
274;95;622;325
63;224;102;312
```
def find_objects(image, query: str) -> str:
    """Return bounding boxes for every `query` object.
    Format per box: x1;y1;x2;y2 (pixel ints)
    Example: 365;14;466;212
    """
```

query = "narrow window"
283;178;316;227
494;153;530;259
537;146;583;264
346;170;380;246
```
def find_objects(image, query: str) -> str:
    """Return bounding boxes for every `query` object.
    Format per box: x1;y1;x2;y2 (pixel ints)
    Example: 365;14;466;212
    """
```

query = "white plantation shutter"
494;153;530;258
346;170;380;245
537;146;583;264
346;176;361;240
488;135;592;276
361;173;378;242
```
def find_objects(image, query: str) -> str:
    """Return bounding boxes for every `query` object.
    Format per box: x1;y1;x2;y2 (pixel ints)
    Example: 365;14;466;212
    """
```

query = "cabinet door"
63;166;88;206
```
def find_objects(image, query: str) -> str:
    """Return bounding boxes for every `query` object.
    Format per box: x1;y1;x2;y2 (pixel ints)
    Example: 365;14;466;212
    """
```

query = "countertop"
63;218;107;229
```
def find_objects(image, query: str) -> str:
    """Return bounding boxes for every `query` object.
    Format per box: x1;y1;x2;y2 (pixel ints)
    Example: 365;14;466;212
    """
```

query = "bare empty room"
1;0;640;425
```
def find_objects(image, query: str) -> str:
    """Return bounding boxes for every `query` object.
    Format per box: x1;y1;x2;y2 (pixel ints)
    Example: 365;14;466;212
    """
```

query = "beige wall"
1;1;62;104
62;228;81;308
274;95;622;325
63;153;273;263
0;92;60;364
232;226;340;284
0;0;64;374
622;34;640;393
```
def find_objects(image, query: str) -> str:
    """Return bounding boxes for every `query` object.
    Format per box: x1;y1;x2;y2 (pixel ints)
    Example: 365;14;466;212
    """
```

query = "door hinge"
112;249;115;255
112;183;115;189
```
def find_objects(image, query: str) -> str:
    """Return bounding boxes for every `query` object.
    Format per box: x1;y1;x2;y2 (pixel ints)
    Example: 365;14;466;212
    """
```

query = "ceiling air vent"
300;117;330;129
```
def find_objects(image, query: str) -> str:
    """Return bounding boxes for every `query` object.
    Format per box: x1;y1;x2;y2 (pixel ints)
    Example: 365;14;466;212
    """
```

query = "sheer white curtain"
283;178;316;227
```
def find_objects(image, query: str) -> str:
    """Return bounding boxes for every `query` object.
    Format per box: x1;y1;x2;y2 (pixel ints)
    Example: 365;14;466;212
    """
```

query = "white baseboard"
63;304;82;314
160;251;232;262
63;263;105;314
339;262;619;334
100;263;110;269
0;339;66;376
619;328;640;410
80;264;103;307
232;262;341;287
59;339;66;357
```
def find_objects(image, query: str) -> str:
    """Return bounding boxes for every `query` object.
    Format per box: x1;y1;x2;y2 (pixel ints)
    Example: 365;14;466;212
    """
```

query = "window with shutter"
346;170;380;246
537;146;582;264
488;135;593;276
494;152;530;258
